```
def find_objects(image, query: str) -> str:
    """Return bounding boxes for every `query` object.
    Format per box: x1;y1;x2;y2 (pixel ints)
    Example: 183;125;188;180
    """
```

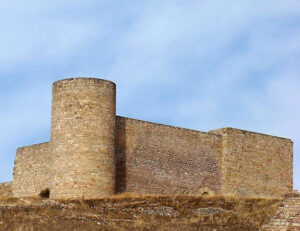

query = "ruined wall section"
12;142;51;197
209;128;293;196
0;182;12;197
262;193;300;230
116;116;222;195
51;78;116;199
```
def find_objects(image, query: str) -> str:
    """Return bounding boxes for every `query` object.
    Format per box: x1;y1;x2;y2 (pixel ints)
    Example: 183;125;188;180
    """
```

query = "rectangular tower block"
210;128;293;196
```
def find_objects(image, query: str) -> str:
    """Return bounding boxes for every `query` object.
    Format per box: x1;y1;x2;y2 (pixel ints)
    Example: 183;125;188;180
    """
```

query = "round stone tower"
50;78;116;199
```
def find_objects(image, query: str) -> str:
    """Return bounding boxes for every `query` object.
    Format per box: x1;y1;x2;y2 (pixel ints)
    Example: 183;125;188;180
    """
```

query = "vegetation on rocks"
0;194;281;231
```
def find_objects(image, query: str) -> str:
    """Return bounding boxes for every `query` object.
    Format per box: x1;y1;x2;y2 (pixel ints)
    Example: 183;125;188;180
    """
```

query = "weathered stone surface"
9;77;294;199
50;78;116;199
262;193;300;230
13;142;50;197
0;182;12;197
116;116;222;194
209;128;293;197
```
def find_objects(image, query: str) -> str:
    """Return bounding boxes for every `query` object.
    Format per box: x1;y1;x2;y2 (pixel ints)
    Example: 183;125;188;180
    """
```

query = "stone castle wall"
50;78;116;199
115;116;222;195
10;77;294;199
13;142;51;197
262;193;300;230
0;182;12;197
210;128;293;196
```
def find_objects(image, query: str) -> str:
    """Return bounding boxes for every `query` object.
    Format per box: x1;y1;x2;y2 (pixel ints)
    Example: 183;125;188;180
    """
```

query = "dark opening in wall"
39;188;50;198
202;192;209;196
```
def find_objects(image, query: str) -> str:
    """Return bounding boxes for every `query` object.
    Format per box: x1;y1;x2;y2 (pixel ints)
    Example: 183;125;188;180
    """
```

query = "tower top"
53;77;116;86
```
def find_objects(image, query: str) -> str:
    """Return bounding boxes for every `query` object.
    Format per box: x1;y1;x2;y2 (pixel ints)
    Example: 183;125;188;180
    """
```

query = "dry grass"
0;194;281;231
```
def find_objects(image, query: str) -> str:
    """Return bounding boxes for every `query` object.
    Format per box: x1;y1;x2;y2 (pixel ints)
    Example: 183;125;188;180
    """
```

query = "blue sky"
0;1;299;190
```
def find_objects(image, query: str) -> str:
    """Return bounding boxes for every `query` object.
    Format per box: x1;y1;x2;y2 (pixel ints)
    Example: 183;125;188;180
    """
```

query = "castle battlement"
11;77;293;199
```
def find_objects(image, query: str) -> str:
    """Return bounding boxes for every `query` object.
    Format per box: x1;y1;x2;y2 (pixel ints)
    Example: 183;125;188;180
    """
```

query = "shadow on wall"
115;118;126;194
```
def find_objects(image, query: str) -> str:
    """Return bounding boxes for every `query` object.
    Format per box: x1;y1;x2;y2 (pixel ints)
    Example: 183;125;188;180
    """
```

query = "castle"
6;78;294;199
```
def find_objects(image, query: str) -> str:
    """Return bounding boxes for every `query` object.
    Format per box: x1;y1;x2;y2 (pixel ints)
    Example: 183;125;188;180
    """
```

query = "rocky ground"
0;194;281;231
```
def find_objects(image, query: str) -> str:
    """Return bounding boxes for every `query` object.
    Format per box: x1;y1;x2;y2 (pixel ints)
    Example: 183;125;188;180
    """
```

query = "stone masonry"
0;182;12;197
262;192;300;230
210;128;293;196
6;78;294;199
50;78;116;199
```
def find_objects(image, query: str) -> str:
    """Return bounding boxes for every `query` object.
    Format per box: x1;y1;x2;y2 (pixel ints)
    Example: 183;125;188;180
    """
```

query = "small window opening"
39;188;50;198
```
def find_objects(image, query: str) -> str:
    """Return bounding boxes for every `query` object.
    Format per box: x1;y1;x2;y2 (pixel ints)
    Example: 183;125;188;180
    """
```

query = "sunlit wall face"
0;0;299;190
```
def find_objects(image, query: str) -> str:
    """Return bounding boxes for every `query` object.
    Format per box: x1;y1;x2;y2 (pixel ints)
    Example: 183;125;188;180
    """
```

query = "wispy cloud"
0;0;299;189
